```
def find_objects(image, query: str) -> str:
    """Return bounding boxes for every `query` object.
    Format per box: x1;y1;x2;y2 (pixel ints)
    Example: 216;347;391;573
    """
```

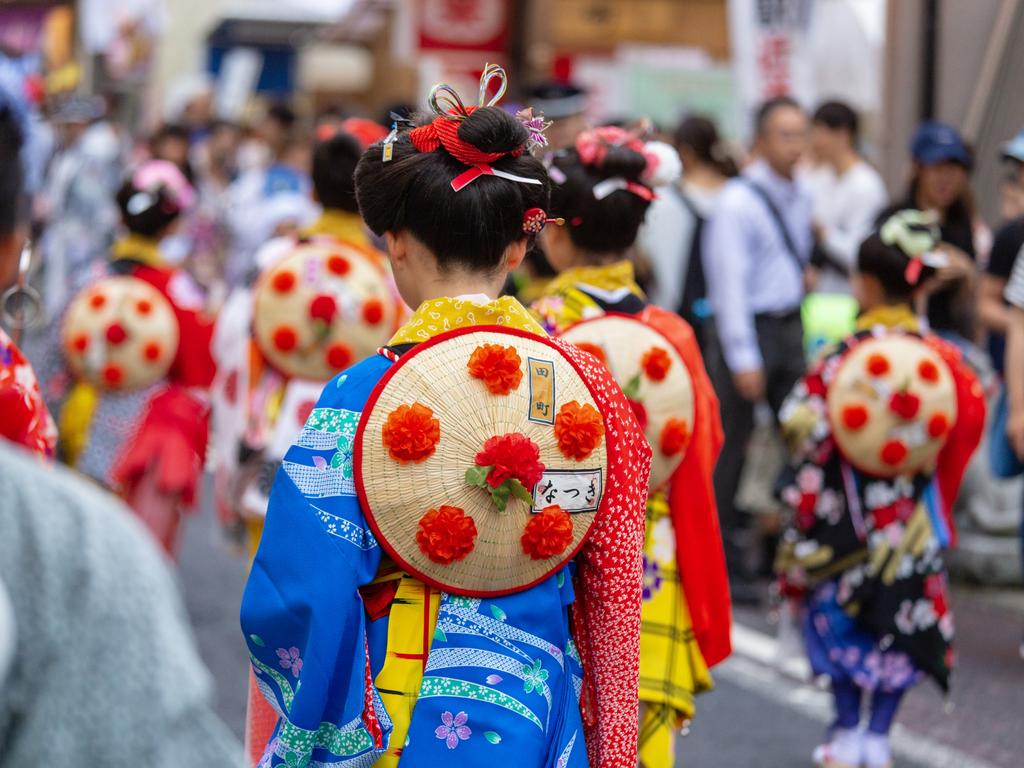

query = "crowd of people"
0;61;1021;768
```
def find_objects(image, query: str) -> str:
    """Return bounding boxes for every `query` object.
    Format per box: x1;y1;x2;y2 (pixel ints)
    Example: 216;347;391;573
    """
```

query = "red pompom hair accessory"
522;208;565;234
410;64;549;192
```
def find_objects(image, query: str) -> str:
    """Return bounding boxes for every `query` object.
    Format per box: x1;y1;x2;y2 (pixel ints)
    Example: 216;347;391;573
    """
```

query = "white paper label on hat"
532;469;603;514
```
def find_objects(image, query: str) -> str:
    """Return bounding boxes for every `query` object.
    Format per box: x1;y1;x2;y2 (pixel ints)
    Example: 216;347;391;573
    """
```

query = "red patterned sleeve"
554;338;652;768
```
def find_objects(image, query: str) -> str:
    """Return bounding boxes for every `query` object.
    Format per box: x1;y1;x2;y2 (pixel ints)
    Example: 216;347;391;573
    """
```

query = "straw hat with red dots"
62;275;180;390
560;313;694;492
826;333;958;478
252;240;399;381
355;326;611;596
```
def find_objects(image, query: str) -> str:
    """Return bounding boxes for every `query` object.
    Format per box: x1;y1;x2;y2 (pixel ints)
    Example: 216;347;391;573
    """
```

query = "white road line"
725;623;1002;768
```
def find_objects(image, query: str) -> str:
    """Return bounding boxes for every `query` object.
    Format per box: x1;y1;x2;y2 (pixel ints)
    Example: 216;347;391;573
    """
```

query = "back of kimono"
241;67;651;768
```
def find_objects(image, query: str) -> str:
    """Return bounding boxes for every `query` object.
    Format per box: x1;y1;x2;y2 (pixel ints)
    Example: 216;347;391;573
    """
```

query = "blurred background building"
2;0;1022;222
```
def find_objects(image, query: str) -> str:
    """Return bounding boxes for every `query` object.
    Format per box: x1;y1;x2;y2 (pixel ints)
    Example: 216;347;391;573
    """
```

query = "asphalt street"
179;500;1024;767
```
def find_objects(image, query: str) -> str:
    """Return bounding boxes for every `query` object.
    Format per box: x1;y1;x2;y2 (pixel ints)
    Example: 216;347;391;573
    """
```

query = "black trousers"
705;311;806;576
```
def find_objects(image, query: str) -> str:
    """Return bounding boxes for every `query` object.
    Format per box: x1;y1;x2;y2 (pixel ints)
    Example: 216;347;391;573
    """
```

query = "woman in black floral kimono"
774;210;986;768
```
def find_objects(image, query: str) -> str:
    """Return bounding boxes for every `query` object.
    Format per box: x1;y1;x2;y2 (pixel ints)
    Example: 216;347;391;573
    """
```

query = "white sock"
830;727;863;764
862;732;892;767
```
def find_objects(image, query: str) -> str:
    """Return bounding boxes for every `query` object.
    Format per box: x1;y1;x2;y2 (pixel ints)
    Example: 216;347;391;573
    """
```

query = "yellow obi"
531;261;645;332
638;492;713;768
371;294;544;766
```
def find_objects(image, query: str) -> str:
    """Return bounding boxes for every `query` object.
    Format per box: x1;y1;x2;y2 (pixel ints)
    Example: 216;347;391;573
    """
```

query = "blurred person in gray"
802;100;888;294
701;97;813;602
636;114;738;336
0;440;243;767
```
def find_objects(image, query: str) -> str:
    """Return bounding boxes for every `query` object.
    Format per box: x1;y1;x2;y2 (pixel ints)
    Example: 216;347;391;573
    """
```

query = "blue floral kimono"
241;338;589;767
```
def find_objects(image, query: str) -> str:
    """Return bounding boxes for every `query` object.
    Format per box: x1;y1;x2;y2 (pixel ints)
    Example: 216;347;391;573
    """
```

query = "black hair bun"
457;106;528;156
598;143;647;183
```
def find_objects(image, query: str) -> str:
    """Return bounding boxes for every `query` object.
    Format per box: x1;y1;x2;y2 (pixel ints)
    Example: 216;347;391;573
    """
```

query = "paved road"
178;501;1024;767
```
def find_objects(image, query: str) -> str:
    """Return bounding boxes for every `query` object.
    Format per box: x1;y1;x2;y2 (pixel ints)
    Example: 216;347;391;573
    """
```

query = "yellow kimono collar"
302;208;370;246
542;260;644;299
855;304;921;333
110;234;164;267
389;295;545;345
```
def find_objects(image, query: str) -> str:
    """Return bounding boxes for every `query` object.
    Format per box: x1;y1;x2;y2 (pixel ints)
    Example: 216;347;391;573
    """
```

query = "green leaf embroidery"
490;605;507;622
491;482;511;512
484;731;502;745
465;465;491;488
622;372;642;401
509;478;534;504
249;634;266;647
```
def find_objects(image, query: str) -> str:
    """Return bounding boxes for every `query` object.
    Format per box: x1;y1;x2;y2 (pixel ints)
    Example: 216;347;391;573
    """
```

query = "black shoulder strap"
740;178;807;274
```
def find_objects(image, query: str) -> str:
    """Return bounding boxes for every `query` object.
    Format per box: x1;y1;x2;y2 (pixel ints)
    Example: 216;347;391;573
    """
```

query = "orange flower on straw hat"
416;505;478;564
660;417;691;457
467;343;524;395
522;505;574;560
382;402;441;463
641;346;672;381
554;401;605;460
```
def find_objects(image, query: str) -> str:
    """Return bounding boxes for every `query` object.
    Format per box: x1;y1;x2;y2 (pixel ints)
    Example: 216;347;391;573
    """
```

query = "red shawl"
640;306;732;667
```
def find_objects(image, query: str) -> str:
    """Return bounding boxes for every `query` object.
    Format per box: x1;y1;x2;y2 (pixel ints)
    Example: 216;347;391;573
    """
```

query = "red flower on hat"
521;505;574;560
273;326;298;352
880;439;909;467
417;505;478;565
928;412;951;439
272;271;296;293
641;347;672;382
105;322;128;345
474;433;545;490
467;344;523;395
841;404;869;430
889;391;921;420
660;417;691;457
918;359;940;383
326;342;353;371
309;294;338;324
866;353;891;377
103;364;123;386
382;403;441;463
136;299;153;315
573;342;607;367
554;401;605;460
143;341;162;361
362;298;385;326
327;254;351;276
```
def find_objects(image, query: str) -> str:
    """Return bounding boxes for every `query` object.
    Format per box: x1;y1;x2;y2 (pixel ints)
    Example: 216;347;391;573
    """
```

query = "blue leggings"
832;679;905;734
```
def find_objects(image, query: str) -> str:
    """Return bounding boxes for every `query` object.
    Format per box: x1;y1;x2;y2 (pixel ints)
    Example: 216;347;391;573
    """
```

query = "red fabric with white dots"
551;335;652;768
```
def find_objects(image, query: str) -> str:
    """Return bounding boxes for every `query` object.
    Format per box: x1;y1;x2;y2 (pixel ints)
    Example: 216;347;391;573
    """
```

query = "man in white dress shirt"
702;97;813;600
803;101;889;295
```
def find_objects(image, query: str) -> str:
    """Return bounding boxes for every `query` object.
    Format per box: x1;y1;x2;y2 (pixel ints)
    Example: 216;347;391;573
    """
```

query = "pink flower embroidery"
276;646;303;677
435;710;472;749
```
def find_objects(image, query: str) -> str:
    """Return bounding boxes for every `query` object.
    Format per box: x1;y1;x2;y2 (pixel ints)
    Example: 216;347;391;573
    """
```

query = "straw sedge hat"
253;239;397;381
826;333;957;478
354;326;609;596
560;314;694;491
62;275;179;390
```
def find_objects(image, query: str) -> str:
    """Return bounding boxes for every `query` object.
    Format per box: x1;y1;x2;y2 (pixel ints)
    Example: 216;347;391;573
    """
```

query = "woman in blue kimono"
240;70;652;768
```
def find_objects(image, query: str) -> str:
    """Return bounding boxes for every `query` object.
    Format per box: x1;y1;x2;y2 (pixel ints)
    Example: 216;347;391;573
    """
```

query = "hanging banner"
418;0;508;53
728;0;815;137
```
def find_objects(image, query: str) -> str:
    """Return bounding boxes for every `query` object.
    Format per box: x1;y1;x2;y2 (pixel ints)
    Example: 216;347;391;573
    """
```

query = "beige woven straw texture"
62;275;179;390
359;329;608;594
562;315;693;491
827;334;957;478
253;241;395;381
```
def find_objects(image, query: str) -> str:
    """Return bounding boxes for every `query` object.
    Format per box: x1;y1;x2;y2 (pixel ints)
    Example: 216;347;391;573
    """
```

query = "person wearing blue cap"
977;127;1024;374
878;121;982;342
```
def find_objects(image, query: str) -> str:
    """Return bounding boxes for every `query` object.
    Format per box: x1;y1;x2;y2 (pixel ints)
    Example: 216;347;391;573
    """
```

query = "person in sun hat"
774;210;985;768
239;65;651;768
55;159;216;557
528;124;730;768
